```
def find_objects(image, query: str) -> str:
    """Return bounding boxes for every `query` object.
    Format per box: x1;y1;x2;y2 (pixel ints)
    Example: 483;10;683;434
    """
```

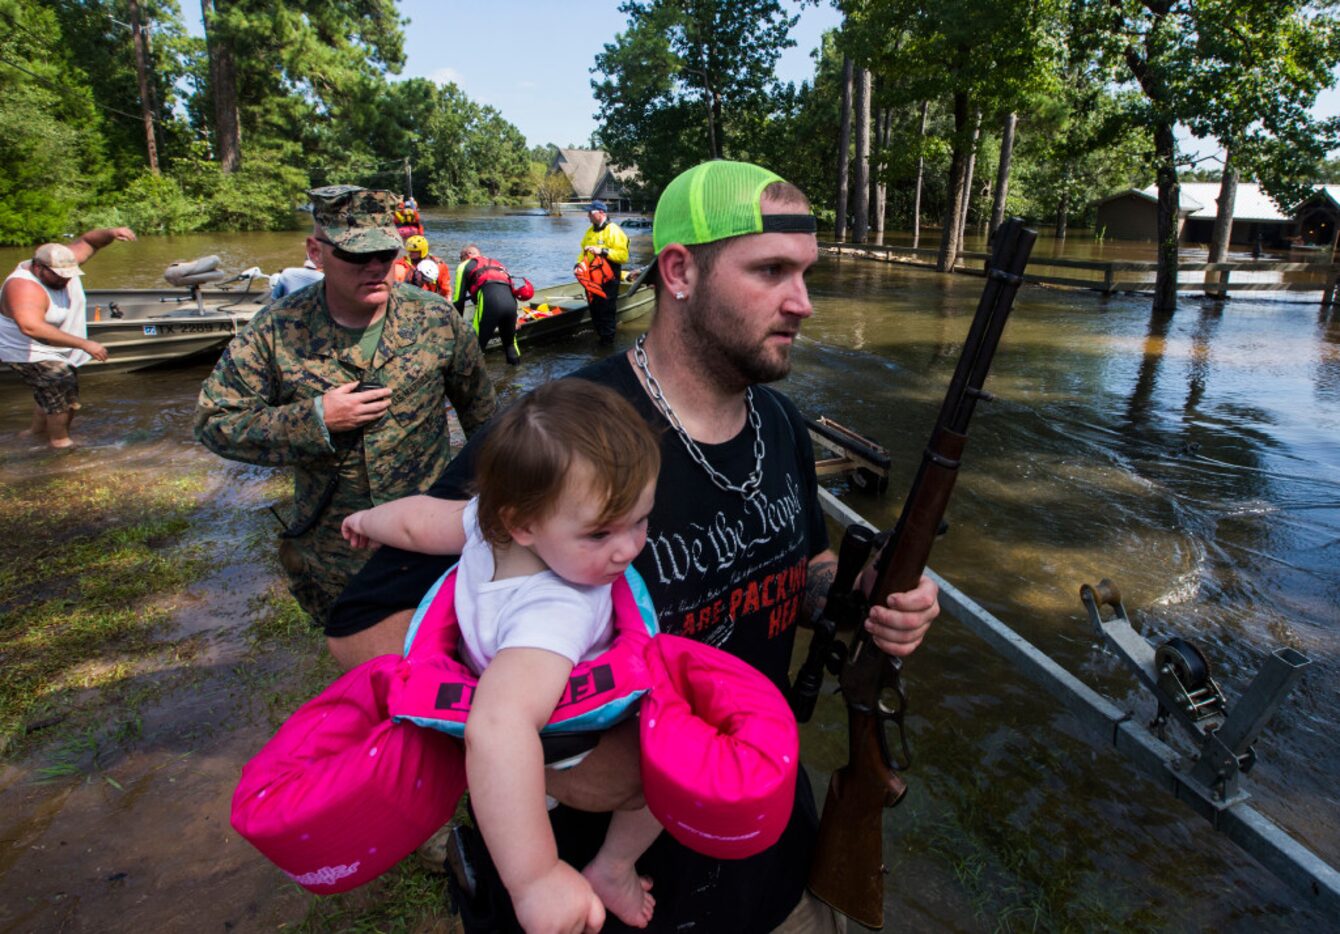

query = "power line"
0;7;50;51
0;7;164;128
305;157;407;174
0;53;157;126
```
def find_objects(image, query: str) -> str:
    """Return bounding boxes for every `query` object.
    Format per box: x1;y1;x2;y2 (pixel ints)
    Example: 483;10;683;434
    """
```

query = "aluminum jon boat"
0;256;271;384
498;265;656;351
2;259;658;383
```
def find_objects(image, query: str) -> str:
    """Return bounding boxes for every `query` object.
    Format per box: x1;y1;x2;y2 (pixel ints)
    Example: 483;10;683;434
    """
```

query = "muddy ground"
0;414;462;933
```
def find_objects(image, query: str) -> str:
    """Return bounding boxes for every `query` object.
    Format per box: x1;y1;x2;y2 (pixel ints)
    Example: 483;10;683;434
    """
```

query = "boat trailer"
817;487;1340;917
1079;580;1309;812
806;417;891;495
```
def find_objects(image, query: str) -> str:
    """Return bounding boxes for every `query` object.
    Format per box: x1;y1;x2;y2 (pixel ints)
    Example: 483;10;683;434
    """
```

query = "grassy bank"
0;463;461;931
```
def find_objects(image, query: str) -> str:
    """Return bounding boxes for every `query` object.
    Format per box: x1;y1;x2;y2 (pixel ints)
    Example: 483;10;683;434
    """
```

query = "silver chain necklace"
633;334;766;500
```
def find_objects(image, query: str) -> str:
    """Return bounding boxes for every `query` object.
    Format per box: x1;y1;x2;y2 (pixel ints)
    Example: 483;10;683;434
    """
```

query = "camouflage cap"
307;185;403;253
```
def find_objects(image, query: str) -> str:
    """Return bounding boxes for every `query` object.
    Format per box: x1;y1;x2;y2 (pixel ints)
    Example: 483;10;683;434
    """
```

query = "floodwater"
0;205;656;293
1;212;1337;931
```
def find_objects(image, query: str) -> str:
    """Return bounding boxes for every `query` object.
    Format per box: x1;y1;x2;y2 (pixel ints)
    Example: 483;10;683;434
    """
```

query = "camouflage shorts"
277;532;373;627
6;360;81;414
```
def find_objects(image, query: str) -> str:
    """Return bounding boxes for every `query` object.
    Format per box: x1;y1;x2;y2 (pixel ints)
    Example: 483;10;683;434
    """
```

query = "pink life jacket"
230;566;798;892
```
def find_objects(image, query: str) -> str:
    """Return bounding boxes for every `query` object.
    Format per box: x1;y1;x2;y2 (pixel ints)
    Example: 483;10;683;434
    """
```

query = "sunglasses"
315;237;399;265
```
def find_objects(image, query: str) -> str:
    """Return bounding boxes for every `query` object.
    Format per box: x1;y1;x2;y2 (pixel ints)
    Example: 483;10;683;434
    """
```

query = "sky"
396;0;843;149
178;1;1335;161
179;0;842;151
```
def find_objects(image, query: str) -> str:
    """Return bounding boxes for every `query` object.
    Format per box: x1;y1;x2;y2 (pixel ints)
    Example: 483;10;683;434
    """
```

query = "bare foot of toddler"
582;857;654;928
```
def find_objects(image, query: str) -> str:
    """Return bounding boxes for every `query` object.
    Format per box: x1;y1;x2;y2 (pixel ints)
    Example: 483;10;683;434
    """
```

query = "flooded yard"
1;220;1337;931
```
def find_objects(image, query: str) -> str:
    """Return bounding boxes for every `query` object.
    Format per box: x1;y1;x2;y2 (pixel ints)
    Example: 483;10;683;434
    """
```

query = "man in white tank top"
0;227;136;447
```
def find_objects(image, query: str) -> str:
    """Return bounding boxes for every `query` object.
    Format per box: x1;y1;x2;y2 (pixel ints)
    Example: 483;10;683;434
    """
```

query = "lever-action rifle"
798;219;1037;929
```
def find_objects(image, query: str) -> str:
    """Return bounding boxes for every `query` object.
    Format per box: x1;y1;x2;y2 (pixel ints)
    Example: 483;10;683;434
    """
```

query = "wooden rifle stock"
807;219;1037;929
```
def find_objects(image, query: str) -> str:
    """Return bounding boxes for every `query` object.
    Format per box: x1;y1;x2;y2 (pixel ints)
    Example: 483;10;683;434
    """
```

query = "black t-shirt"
330;353;830;932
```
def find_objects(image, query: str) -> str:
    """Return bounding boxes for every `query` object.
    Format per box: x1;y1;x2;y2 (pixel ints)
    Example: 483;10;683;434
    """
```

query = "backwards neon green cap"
650;160;816;259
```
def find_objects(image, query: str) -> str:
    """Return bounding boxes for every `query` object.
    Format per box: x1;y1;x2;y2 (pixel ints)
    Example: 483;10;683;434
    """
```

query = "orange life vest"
395;256;447;295
574;253;615;300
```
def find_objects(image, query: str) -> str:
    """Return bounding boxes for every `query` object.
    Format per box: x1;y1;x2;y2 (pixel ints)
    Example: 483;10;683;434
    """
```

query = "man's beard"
681;290;794;389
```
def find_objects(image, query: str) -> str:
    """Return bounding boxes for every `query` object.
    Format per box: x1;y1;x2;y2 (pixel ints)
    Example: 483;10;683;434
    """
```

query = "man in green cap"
330;162;939;932
195;185;497;626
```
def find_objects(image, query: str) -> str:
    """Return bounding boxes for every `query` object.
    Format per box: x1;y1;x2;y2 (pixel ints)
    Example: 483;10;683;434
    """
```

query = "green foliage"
1156;0;1340;209
0;0;533;243
593;0;800;192
536;167;573;213
1013;76;1151;228
5;0;1340;246
0;83;84;243
184;150;311;231
48;0;195;183
0;0;111;243
75;172;205;235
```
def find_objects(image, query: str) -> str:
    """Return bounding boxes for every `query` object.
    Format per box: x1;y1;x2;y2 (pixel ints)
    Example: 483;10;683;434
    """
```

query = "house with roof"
547;148;639;212
1288;185;1340;248
1093;183;1300;246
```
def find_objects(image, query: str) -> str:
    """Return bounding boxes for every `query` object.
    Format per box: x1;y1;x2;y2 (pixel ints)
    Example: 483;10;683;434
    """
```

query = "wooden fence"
820;241;1340;304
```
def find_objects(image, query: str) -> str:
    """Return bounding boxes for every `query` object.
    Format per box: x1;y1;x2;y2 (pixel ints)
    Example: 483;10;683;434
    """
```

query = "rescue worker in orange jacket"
394;235;449;296
452;244;520;365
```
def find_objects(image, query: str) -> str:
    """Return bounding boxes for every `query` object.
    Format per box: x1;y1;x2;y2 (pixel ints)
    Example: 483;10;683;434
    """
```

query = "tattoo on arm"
803;556;836;626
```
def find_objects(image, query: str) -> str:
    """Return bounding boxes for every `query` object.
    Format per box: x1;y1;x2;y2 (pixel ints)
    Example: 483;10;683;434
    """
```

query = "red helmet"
511;277;535;302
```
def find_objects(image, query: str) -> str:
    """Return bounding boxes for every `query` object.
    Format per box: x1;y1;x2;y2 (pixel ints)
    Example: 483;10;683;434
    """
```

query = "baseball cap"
33;243;84;278
308;185;403;253
644;161;816;286
589;200;608;213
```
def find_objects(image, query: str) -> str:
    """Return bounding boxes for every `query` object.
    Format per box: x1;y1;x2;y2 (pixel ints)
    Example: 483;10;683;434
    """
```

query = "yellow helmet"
405;234;429;259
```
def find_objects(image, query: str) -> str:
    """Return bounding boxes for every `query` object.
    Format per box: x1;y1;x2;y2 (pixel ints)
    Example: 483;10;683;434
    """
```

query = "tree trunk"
873;106;888;240
988;111;1017;241
1056;189;1069;240
1206;153;1238;298
1153;120;1180;314
144;17;161;132
912;100;928;249
702;88;718;159
936;91;970;273
202;0;241;173
709;87;723;159
852;66;871;243
128;0;158;174
835;57;853;242
957;110;981;246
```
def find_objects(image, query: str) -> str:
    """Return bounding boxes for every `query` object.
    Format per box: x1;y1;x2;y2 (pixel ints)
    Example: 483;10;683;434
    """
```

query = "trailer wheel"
1155;637;1210;690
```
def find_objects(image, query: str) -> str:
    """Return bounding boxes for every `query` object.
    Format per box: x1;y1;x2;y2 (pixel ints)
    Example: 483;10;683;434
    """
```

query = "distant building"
1093;182;1340;247
1288;186;1340;247
547;148;639;212
1094;183;1295;245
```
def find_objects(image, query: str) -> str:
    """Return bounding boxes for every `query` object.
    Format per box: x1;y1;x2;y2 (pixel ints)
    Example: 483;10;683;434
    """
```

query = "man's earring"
674;291;686;300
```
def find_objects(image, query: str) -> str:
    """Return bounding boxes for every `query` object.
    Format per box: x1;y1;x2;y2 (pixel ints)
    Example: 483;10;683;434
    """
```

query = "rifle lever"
878;656;912;772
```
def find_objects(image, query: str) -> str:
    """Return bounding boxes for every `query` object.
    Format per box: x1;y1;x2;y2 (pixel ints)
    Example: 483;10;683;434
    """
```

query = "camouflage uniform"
194;186;497;624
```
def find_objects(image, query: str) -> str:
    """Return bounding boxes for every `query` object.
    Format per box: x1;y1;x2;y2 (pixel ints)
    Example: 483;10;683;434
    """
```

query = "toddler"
343;379;663;931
